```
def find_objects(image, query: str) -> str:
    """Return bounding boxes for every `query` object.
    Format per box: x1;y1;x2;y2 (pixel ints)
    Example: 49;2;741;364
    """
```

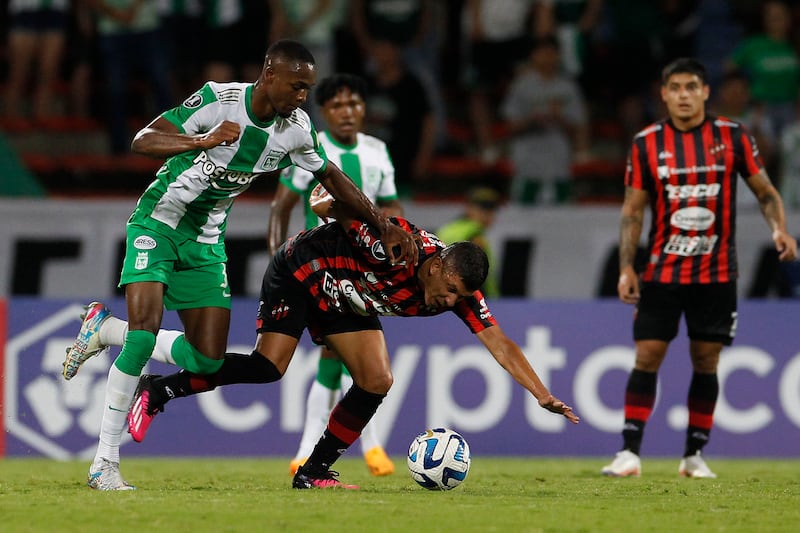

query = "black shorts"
10;10;68;32
633;282;737;345
256;252;382;345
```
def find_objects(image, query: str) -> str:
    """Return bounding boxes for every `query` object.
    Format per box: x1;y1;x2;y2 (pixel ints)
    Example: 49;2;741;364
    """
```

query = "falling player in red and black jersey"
602;58;797;479
126;185;580;489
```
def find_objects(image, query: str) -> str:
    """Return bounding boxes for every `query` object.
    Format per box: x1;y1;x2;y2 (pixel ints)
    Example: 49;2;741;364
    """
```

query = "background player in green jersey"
62;40;418;491
269;74;403;478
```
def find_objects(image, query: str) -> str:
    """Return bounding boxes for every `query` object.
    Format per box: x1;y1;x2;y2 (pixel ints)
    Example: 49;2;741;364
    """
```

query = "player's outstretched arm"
476;325;580;424
132;117;241;159
316;162;418;265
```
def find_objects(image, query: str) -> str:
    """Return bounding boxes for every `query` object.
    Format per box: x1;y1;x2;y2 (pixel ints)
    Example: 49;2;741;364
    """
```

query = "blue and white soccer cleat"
87;458;136;491
62;301;111;380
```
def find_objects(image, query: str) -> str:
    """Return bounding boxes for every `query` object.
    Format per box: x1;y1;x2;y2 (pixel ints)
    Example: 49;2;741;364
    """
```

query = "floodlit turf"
1;457;798;532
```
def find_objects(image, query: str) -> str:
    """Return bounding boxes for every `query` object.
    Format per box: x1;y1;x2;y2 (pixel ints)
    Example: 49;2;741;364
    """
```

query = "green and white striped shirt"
130;81;327;243
280;130;397;229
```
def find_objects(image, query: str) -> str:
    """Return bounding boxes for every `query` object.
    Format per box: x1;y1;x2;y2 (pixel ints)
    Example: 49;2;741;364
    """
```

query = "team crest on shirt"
262;150;286;170
270;301;290;320
135;252;148;270
183;93;203;109
709;141;727;161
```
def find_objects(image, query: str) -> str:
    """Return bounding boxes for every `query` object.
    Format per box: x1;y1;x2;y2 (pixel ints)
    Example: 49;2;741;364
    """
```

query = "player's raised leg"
88;284;165;490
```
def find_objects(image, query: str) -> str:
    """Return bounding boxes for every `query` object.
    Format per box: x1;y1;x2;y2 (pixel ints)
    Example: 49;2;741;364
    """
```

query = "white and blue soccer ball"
407;428;471;490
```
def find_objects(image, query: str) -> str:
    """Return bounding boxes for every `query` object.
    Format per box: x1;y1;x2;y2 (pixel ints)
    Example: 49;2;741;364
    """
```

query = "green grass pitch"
1;457;799;532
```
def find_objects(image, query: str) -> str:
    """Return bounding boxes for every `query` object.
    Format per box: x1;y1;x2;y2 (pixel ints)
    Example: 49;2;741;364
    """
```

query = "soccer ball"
407;428;471;490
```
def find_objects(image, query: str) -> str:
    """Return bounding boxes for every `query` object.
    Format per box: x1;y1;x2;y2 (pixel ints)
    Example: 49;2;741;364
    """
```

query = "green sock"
170;334;224;374
114;329;156;376
316;357;344;389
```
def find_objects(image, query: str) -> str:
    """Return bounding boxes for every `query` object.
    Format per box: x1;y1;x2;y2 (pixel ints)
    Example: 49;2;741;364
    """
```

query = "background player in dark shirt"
127;186;580;489
602;58;797;479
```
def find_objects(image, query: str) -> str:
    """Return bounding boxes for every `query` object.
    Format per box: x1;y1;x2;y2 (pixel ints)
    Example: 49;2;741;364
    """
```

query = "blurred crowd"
3;0;800;207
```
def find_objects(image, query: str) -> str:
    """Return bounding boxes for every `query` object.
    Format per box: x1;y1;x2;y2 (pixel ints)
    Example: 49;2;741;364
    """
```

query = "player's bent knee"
172;334;224;374
357;371;393;395
115;329;157;376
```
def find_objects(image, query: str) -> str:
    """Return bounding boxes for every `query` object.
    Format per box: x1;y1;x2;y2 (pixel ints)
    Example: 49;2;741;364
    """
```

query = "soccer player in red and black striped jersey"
602;58;797;479
127;189;580;489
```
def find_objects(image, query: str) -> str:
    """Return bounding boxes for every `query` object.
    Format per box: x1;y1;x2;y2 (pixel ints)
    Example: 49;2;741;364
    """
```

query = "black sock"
622;369;657;455
214;350;283;385
684;372;718;457
152;351;282;404
302;385;386;475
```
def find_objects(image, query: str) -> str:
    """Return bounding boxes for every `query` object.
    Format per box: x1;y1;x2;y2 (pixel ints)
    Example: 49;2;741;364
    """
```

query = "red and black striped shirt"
282;217;497;333
625;115;763;284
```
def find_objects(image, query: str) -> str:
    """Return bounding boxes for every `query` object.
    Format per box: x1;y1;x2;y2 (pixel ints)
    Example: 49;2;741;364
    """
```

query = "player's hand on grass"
539;395;580;424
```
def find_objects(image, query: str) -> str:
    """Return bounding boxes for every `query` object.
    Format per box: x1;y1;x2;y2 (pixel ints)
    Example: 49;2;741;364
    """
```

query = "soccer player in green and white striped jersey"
63;40;418;491
268;74;402;478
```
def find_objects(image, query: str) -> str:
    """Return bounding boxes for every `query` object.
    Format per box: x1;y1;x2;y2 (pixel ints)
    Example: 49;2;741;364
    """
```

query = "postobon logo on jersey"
192;152;257;187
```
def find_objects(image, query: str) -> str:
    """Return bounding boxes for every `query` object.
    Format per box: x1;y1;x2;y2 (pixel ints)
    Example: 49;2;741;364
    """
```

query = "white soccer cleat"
679;452;717;479
87;458;136;491
62;301;111;380
601;450;642;477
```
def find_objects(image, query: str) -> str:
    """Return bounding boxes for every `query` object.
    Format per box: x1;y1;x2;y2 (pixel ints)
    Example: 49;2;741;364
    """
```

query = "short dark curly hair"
440;241;489;292
314;74;368;107
661;57;707;85
265;39;316;65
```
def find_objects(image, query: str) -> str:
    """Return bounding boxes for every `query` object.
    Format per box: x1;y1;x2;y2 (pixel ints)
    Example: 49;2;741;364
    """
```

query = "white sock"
151;330;180;365
293;380;339;461
359;419;383;454
340;373;353;399
98;316;128;347
99;317;179;365
93;364;139;465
